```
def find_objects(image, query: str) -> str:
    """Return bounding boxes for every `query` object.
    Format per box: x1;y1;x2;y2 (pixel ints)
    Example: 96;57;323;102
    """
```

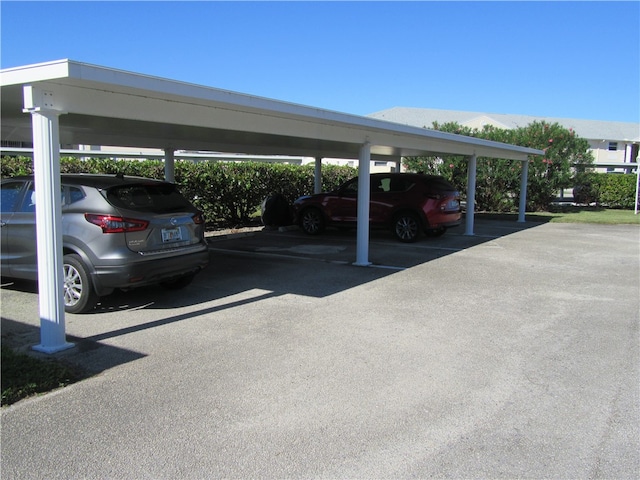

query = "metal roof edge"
0;59;71;86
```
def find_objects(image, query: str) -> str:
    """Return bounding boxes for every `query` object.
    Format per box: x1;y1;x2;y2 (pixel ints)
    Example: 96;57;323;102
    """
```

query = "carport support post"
23;86;74;353
518;159;529;222
635;165;640;215
464;154;477;236
164;148;175;183
354;142;372;266
314;157;322;194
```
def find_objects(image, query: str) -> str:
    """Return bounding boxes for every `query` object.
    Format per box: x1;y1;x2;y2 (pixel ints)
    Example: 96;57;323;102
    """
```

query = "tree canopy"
403;121;594;211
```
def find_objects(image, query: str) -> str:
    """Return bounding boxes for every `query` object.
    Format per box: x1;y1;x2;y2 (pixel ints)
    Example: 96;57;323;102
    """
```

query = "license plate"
162;227;182;243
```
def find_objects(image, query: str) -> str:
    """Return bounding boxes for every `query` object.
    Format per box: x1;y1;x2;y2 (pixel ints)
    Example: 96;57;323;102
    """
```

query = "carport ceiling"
1;59;542;161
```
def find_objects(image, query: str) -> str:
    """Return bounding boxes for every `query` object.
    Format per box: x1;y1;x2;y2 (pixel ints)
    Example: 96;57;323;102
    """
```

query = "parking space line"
410;245;467;252
367;264;406;271
369;240;466;252
209;247;319;262
209;246;408;270
447;233;502;239
209;247;358;266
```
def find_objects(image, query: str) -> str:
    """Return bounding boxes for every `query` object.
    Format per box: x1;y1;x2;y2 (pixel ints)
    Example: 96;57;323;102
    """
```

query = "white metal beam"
464;154;477;236
23;86;74;353
354;142;372;266
164;148;175;182
518;160;529;222
314;157;322;194
635;167;639;215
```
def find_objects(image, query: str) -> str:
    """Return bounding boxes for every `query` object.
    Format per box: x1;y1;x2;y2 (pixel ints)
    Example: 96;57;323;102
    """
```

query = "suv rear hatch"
103;182;205;255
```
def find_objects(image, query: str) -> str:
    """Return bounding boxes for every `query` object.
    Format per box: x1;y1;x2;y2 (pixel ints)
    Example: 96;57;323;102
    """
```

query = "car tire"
63;254;98;314
161;273;195;290
393;212;420;243
300;208;325;235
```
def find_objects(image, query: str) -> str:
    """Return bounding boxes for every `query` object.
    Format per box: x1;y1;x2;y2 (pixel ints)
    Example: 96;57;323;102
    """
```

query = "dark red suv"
293;173;461;242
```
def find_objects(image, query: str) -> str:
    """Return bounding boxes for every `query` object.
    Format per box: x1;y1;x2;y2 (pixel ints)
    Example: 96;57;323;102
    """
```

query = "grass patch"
476;208;640;225
1;346;83;406
534;207;640;225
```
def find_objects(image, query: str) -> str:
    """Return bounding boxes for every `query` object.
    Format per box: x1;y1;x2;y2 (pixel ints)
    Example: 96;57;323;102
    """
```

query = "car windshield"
105;183;193;213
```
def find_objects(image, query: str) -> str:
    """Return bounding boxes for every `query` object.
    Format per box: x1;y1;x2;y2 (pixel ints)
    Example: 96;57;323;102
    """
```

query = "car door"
369;175;394;224
0;180;38;279
5;181;39;278
371;175;415;224
324;178;359;223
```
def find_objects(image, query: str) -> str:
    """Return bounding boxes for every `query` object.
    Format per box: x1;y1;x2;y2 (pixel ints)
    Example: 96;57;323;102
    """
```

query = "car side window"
1;182;26;213
63;186;85;206
341;179;358;195
389;178;412;193
374;177;392;193
14;184;82;211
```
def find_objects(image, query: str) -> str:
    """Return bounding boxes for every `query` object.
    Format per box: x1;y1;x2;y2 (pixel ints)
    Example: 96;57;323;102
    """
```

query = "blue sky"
2;1;639;123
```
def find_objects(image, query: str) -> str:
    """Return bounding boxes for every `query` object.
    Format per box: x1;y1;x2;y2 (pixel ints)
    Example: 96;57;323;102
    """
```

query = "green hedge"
576;172;638;209
1;156;356;227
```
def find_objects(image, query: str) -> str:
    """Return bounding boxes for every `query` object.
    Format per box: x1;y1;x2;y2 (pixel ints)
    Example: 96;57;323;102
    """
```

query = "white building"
368;107;639;173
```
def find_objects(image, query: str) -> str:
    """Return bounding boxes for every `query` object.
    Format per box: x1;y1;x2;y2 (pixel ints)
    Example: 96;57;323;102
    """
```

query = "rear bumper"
427;211;462;230
439;219;462;228
91;247;210;295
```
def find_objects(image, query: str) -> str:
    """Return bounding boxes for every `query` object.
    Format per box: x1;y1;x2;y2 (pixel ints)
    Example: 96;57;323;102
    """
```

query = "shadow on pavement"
1;216;550;368
83;215;551;314
1;316;147;375
71;215;554;312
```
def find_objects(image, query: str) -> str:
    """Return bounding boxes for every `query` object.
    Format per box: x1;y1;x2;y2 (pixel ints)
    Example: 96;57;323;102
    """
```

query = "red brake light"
85;214;149;233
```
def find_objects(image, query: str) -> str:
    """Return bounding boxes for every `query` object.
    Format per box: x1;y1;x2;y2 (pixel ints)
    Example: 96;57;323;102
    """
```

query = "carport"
1;59;543;353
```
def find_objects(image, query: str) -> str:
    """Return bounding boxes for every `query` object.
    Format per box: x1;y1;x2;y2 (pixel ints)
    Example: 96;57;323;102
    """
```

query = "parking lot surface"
2;219;639;479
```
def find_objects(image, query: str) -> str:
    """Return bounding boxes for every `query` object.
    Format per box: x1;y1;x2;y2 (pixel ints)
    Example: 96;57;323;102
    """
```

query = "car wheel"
300;208;325;235
161;273;195;290
393;212;420;243
63;254;98;314
425;227;446;237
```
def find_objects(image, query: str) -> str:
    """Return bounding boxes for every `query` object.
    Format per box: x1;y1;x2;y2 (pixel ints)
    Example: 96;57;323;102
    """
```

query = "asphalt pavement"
1;218;639;479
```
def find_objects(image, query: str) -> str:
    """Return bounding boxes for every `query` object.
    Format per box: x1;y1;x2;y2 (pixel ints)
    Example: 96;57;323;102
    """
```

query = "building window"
608;142;618;151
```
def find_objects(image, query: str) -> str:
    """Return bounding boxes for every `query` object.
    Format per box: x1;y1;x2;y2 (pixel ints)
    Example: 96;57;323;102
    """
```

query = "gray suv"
1;174;210;313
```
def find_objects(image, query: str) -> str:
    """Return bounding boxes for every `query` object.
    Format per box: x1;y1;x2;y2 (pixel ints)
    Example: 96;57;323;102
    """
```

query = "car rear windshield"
105;183;194;213
422;176;457;191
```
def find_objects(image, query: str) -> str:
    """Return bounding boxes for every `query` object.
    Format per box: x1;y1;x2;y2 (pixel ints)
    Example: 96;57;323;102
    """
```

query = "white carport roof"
1;59;543;354
1;59;541;161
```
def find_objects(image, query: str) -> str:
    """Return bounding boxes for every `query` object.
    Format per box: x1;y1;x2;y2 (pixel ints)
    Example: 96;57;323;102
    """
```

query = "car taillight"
85;214;149;233
192;212;205;225
440;199;461;212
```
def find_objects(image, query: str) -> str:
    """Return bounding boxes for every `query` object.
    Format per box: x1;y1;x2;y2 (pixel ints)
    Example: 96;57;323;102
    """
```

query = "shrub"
1;156;356;227
579;173;638;209
1;155;34;176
